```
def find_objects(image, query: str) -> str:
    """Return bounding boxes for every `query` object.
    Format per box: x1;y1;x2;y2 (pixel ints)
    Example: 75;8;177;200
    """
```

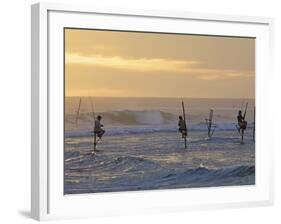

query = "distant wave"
65;123;254;138
64;151;255;193
99;156;255;179
105;110;176;125
66;153;254;181
65;109;254;137
65;125;176;138
161;165;255;183
66;110;176;126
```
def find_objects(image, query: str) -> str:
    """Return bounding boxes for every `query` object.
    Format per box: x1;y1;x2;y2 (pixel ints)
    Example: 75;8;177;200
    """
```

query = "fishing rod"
243;102;248;120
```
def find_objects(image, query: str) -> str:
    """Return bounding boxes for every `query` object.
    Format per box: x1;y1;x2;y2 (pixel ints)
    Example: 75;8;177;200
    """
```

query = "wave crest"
162;165;255;182
66;110;176;126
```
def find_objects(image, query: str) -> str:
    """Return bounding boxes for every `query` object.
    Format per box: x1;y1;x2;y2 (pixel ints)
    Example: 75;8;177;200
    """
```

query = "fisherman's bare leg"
97;129;105;141
182;130;187;138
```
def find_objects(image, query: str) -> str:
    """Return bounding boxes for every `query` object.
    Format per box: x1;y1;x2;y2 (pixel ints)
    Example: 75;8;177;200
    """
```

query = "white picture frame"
31;2;274;221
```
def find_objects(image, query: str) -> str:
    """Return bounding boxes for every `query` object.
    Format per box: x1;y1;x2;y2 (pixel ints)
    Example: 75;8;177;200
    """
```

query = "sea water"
64;97;255;194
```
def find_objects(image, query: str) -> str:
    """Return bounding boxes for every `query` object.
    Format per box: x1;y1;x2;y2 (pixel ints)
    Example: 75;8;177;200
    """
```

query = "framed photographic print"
31;2;274;221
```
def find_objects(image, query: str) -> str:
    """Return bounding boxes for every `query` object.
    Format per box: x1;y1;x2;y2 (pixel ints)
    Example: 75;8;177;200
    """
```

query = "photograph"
64;28;255;194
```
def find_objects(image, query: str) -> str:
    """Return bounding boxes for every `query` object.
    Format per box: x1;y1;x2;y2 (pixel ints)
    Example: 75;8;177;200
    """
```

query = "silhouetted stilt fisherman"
237;102;248;144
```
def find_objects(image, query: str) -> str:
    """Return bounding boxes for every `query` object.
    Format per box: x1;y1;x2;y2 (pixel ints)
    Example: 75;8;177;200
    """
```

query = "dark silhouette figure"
237;110;247;133
94;115;105;140
178;115;187;138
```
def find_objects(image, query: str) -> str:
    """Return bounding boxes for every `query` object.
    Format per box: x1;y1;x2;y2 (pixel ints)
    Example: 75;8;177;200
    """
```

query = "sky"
65;28;255;99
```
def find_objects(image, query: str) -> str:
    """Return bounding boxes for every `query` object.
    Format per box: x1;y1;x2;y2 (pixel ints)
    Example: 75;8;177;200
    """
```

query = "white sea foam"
65;122;255;138
64;130;255;194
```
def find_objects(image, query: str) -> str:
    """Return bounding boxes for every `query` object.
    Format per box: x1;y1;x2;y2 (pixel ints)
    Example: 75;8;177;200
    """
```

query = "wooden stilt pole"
184;132;187;149
205;109;215;138
208;109;213;137
90;98;97;153
243;102;248;119
93;132;97;152
182;101;187;149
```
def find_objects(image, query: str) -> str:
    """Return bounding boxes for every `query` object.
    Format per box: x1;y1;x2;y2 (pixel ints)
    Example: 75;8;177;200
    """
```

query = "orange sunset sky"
65;28;255;99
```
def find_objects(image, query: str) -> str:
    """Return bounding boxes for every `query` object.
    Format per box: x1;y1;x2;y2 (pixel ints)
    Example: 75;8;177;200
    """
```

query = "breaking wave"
66;110;176;126
65;123;253;138
65;110;254;137
162;165;255;181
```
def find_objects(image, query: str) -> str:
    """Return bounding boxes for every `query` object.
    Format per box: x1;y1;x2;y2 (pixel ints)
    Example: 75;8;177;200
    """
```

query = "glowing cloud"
66;53;198;73
66;53;253;80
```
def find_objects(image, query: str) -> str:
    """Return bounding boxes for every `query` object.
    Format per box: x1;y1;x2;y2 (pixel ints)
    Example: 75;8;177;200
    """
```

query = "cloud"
65;53;254;80
187;69;253;80
66;88;129;97
66;53;198;73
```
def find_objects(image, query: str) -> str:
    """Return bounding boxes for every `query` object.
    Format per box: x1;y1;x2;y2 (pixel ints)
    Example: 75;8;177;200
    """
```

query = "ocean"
64;97;255;194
